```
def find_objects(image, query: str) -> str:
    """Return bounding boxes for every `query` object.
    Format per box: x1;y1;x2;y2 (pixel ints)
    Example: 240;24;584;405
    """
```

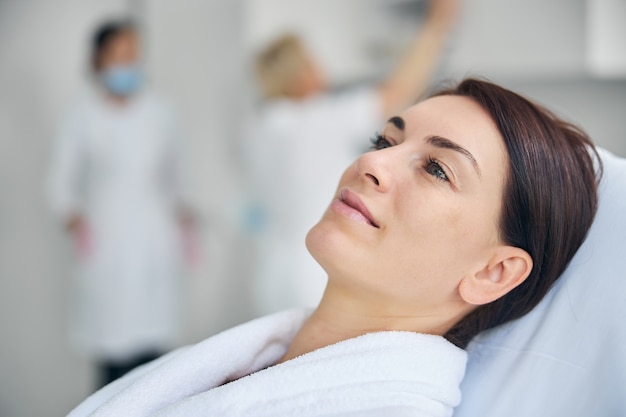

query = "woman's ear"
459;246;533;306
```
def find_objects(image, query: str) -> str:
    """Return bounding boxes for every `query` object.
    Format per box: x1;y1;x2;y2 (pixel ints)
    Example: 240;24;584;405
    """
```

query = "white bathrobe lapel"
73;309;467;417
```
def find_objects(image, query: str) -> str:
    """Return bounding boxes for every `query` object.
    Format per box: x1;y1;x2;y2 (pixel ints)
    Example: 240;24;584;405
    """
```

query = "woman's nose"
356;149;396;192
365;172;379;186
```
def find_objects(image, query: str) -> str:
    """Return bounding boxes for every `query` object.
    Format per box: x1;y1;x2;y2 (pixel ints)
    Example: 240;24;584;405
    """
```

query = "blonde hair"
255;34;309;99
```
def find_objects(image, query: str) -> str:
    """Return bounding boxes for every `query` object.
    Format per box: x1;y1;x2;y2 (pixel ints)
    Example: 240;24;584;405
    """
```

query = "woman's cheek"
338;162;359;186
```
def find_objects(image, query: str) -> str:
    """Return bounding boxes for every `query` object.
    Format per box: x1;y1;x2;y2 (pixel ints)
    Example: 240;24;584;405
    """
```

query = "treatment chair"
454;148;626;416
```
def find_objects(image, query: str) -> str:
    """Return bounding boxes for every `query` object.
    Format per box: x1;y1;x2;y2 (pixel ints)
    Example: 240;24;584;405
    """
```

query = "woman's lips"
330;189;379;228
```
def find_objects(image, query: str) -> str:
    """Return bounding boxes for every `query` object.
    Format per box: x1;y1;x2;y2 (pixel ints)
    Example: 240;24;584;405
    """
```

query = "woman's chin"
305;221;326;261
305;219;343;271
305;217;362;280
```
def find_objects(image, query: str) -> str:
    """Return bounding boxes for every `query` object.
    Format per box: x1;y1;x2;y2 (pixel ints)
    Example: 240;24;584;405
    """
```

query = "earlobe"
459;247;533;306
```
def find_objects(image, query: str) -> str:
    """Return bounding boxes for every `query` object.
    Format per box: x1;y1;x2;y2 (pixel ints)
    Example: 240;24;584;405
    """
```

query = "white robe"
68;309;467;417
47;89;187;360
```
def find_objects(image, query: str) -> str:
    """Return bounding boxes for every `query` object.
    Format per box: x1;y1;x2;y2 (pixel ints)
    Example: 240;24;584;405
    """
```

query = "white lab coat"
245;89;382;314
48;89;187;360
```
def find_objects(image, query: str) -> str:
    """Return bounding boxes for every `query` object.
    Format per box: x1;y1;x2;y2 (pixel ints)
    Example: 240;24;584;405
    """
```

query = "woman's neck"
277;282;463;364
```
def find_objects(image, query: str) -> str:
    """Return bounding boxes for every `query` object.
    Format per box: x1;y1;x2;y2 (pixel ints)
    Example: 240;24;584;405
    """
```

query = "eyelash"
368;133;450;183
370;133;391;150
425;157;449;182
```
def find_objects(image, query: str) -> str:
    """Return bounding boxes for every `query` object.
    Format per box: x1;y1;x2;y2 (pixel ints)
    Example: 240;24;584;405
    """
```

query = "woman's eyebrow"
387;116;405;130
427;135;482;178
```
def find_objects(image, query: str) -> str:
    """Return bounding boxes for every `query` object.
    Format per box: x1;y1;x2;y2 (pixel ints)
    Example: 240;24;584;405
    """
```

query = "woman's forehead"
393;95;508;176
402;95;488;127
397;96;501;144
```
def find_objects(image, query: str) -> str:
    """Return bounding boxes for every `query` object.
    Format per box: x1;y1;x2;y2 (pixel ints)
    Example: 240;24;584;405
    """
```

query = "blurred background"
0;0;624;416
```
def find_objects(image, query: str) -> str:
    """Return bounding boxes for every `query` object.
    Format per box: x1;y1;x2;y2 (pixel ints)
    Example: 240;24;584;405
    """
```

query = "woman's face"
306;95;509;322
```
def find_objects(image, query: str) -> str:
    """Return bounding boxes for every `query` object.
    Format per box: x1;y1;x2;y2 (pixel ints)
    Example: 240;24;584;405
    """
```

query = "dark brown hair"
435;79;601;349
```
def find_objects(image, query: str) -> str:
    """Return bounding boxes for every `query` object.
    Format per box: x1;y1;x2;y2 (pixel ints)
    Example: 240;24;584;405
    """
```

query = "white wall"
447;0;587;78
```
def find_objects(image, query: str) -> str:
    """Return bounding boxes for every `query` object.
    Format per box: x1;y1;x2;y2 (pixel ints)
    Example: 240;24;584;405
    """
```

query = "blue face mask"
101;65;142;96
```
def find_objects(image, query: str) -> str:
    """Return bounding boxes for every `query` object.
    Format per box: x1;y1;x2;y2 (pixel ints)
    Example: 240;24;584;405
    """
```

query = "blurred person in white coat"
47;19;195;388
246;0;459;314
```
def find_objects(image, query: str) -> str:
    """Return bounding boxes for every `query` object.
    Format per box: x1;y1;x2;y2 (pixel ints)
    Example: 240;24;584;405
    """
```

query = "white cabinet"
586;0;626;78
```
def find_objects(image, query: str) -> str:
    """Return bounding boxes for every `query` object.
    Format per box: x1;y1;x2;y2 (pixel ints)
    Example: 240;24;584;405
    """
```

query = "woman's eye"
370;134;392;151
426;158;449;182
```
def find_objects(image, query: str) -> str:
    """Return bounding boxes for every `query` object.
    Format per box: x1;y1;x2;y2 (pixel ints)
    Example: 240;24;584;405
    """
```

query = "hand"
178;207;200;267
66;214;85;235
178;208;196;232
66;214;92;258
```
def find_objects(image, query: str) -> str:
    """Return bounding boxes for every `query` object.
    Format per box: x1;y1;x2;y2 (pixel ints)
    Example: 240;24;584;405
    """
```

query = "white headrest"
454;148;626;417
